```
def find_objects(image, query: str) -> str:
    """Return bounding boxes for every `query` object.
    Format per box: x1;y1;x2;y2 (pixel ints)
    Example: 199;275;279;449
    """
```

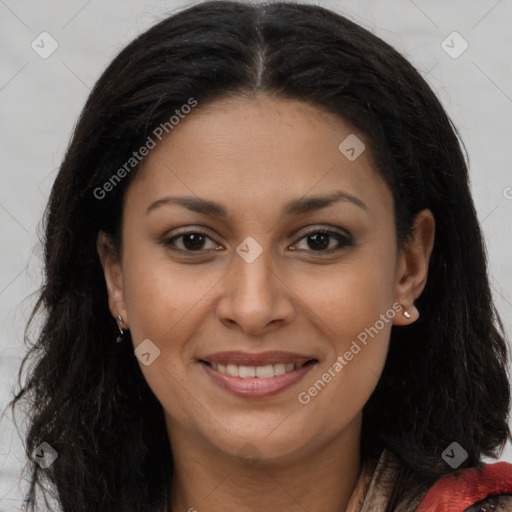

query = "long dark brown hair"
6;1;510;510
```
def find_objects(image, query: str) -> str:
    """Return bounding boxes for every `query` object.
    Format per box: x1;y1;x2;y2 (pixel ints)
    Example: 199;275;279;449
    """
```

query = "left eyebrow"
145;189;368;217
283;190;368;215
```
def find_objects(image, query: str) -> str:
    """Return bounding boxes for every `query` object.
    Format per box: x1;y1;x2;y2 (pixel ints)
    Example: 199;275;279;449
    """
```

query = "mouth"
198;351;319;398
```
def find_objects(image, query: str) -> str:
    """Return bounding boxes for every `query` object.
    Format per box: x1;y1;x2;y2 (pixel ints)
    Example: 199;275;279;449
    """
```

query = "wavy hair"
6;1;510;511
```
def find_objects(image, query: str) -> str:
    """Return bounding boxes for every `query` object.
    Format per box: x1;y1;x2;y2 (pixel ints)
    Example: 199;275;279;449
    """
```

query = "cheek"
300;244;397;336
119;251;206;422
294;250;395;421
297;320;391;432
121;242;215;341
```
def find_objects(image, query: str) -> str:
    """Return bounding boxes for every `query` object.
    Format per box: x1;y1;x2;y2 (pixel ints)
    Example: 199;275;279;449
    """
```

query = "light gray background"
1;0;511;509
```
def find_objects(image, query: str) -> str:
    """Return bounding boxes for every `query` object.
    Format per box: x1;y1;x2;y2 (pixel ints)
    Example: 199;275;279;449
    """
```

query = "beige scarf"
347;449;429;512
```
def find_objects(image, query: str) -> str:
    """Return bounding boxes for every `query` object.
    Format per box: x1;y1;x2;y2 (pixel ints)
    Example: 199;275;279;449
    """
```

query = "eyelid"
294;225;351;239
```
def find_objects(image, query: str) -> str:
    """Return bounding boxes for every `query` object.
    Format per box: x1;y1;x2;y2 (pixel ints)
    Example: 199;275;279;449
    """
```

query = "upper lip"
199;351;317;367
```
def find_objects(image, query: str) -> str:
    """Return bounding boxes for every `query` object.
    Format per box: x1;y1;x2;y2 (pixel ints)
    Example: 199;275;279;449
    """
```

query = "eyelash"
160;227;353;256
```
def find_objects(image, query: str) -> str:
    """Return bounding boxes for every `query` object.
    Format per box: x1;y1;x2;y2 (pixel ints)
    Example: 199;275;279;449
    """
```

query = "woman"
7;1;512;511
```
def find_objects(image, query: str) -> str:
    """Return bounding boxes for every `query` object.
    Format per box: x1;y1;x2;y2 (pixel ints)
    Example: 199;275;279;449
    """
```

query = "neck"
165;413;365;512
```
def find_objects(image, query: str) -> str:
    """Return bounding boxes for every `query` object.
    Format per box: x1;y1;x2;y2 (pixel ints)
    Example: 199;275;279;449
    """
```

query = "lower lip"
200;361;317;398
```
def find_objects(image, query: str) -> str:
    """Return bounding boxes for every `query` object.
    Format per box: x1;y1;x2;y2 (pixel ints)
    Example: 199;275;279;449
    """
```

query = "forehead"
126;94;392;221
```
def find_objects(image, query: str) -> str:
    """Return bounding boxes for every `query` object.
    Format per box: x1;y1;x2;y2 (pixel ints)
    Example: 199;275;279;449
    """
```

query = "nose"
215;246;295;336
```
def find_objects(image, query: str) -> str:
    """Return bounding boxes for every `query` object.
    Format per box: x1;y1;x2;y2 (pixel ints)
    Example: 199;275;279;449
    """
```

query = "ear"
393;209;435;326
97;231;129;328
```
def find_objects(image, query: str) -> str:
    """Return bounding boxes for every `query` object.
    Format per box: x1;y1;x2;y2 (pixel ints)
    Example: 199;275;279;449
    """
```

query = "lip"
199;350;316;367
198;351;318;398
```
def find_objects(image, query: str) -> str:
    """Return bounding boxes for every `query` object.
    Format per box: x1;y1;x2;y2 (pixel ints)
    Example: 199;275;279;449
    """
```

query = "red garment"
416;461;512;511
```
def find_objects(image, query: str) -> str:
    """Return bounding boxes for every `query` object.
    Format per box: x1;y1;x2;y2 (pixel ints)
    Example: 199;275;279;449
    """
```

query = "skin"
97;94;435;512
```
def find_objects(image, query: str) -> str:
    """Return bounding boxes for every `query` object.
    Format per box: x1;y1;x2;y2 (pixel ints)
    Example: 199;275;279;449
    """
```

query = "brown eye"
306;232;330;251
161;231;222;253
292;229;352;253
179;233;207;251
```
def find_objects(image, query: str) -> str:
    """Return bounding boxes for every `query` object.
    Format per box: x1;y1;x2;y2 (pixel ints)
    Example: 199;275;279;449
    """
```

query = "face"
98;94;434;465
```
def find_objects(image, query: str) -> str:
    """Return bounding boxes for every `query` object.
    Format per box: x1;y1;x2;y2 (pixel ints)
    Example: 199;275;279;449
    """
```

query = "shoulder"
416;461;512;512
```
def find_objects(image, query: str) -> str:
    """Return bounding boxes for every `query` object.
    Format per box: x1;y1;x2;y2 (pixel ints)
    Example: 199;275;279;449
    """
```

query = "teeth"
239;365;256;378
210;362;297;378
226;364;239;377
256;365;274;378
274;363;286;376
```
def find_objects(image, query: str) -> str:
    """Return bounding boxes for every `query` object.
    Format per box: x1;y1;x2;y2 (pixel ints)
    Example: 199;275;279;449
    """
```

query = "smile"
198;351;318;398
